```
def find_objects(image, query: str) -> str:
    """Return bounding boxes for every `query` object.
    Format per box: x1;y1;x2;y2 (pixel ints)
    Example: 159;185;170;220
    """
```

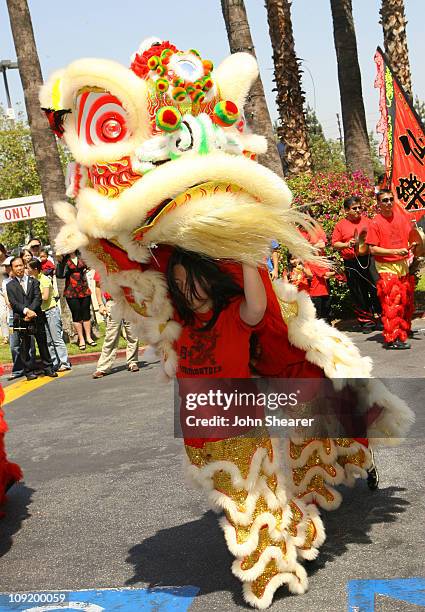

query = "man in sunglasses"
332;196;381;331
366;190;414;349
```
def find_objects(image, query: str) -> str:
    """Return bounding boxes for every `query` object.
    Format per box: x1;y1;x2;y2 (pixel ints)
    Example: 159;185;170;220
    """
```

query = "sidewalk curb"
1;346;147;376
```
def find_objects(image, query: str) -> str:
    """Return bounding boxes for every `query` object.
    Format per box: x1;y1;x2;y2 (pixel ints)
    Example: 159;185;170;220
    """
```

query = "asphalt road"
0;324;424;612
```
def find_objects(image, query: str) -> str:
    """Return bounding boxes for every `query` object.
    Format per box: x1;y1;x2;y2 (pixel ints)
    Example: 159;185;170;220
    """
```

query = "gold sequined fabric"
185;432;324;607
286;437;370;508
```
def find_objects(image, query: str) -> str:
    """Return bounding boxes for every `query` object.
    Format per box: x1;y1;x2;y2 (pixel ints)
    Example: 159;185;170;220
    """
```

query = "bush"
286;170;377;319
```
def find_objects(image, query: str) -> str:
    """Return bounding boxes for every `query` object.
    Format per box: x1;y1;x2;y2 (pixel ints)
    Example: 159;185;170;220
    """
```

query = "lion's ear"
39;70;70;138
214;52;259;110
39;70;66;110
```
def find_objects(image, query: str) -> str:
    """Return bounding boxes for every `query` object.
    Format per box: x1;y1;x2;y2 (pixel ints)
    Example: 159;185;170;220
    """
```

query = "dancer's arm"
240;264;267;326
369;246;408;256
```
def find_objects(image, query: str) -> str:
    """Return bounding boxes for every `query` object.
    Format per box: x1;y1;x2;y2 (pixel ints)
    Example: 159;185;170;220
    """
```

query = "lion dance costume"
40;38;414;608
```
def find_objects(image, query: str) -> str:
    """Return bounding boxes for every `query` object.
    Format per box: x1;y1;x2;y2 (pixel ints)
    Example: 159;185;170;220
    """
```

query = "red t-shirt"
307;262;329;297
93;270;112;301
332;216;371;259
41;259;55;277
366;208;412;262
299;226;327;247
175;297;257;379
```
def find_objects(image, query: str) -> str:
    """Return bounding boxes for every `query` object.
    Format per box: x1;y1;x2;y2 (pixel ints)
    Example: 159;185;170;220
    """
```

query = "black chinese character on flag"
396;174;425;209
399;129;425;166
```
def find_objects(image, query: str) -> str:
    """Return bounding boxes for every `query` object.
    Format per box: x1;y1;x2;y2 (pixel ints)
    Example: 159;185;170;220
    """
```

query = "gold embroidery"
86;239;120;273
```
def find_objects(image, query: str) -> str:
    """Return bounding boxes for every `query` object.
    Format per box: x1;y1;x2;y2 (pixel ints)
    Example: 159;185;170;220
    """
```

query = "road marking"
347;578;425;611
0;586;199;611
3;371;70;406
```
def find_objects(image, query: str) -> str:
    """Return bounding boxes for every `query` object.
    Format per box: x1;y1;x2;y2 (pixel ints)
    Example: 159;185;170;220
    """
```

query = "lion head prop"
40;37;315;375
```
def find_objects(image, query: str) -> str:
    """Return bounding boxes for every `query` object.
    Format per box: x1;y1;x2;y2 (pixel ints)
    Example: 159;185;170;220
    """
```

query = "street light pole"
0;59;18;119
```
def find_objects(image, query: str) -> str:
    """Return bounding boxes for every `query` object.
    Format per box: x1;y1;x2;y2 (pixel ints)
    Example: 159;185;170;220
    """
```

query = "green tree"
0;106;71;249
305;105;345;173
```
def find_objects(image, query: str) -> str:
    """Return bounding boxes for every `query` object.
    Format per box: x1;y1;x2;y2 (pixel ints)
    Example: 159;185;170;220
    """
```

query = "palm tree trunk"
6;0;66;241
380;0;412;99
264;0;311;176
221;0;284;178
330;0;374;180
7;0;74;342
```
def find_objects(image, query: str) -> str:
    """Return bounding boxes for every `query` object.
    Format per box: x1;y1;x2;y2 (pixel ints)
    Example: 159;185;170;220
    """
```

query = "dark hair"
0;244;6;256
20;248;32;259
10;257;23;267
28;258;42;272
39;248;49;256
343;196;361;211
167;248;243;331
376;189;393;200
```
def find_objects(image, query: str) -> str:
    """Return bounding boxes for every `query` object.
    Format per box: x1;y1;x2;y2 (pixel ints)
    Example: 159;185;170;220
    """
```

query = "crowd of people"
277;189;421;350
0;239;140;381
0;187;421;383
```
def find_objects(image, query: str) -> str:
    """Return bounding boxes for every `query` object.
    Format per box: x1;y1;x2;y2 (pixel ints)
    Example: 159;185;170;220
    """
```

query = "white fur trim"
214;53;259;110
242;564;308;609
53;201;88;254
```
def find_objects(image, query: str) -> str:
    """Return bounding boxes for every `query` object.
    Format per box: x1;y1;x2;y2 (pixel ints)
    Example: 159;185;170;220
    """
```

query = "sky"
0;0;424;141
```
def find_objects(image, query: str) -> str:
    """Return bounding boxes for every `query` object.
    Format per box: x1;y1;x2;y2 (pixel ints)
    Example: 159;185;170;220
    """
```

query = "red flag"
374;47;425;219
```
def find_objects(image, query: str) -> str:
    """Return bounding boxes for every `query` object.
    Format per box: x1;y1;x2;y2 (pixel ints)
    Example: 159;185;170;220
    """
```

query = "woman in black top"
56;251;96;350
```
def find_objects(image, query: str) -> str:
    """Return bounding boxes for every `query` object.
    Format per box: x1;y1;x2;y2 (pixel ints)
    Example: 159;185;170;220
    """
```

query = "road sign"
347;578;425;611
0;586;199;612
0;195;46;224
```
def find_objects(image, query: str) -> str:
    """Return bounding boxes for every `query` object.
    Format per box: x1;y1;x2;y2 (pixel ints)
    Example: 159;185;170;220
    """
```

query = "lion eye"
75;90;129;145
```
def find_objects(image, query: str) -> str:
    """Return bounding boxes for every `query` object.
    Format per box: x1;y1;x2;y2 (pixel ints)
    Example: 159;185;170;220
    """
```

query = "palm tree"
6;0;66;241
330;0;373;180
7;0;74;340
264;0;311;176
380;0;412;99
221;0;284;178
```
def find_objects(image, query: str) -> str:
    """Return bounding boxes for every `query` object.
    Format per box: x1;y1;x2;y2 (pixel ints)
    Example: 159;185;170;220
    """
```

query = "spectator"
0;245;9;344
267;240;280;281
56;251;96;350
288;255;310;293
27;238;42;260
2;256;32;380
306;260;334;322
28;259;71;372
39;249;56;278
92;271;139;378
20;249;33;272
6;257;57;381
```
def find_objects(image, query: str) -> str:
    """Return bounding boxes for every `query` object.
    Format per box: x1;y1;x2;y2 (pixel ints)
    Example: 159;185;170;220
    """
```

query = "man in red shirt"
366;190;415;349
332;196;381;330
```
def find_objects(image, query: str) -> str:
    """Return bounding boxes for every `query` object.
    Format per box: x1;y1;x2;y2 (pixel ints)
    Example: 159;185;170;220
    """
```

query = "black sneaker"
367;449;379;490
44;370;58;378
367;465;379;490
26;373;37;381
395;339;411;349
385;339;411;350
